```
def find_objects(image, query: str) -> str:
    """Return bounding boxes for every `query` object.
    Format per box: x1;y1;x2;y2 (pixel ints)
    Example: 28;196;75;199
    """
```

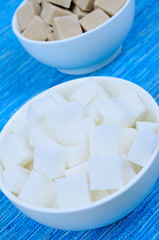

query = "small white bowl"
12;0;135;75
0;77;159;231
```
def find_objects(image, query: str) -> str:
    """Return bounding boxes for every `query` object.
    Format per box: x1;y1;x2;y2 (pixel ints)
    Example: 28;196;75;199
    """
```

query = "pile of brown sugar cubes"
17;0;126;41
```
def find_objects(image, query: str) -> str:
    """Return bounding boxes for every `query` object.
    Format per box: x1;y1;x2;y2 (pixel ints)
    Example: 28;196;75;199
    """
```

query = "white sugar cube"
53;199;59;208
84;99;102;123
19;171;56;208
90;190;109;202
56;118;95;145
121;154;136;185
29;122;57;146
55;174;91;208
47;91;67;104
10;109;31;139
89;125;118;157
0;162;3;175
136;121;158;135
34;141;65;180
118;128;137;154
26;96;57;125
65;142;88;168
95;92;110;101
89;156;123;190
65;161;88;177
69;79;109;106
99;117;111;125
0;134;33;168
119;90;147;122
45;102;84;128
128;129;159;167
99;98;137;128
3;165;30;194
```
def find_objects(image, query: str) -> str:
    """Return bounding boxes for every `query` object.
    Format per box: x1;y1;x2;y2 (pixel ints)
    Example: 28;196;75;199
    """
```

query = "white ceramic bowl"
0;77;159;231
12;0;135;75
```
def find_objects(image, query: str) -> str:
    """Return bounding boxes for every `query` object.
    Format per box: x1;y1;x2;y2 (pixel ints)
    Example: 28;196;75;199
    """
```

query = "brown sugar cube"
17;1;41;32
80;8;110;32
28;0;41;4
94;0;126;16
41;0;47;7
41;2;72;25
23;16;52;41
47;32;55;41
73;0;95;11
53;15;83;40
48;0;72;8
72;4;88;19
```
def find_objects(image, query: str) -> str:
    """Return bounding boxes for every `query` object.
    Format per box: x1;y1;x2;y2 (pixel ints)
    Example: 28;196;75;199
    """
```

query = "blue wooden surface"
0;0;159;239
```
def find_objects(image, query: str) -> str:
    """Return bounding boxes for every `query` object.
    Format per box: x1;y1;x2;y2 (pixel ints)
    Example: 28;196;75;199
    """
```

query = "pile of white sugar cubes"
0;79;159;209
17;0;126;41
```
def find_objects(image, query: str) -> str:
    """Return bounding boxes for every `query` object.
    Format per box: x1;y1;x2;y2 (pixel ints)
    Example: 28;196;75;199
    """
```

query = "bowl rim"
12;0;132;45
0;76;159;214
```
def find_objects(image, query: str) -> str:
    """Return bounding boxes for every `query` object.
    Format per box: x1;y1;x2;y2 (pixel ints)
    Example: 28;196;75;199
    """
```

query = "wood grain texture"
0;0;159;239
